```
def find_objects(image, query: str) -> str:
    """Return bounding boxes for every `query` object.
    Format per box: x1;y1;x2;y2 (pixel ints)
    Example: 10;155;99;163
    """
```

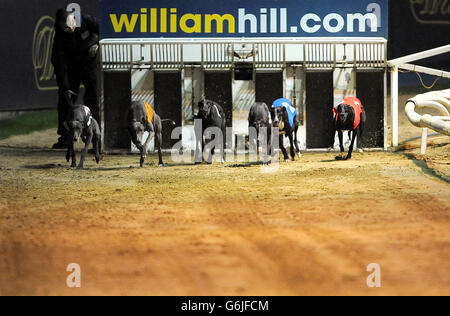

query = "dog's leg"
294;125;301;157
345;129;358;160
221;126;226;163
94;137;100;164
92;121;101;164
197;126;206;164
280;135;289;162
140;131;154;167
288;133;295;161
66;148;71;163
357;112;366;152
256;127;260;158
78;133;92;169
338;131;345;152
69;142;77;168
336;131;345;160
263;126;271;164
130;136;144;166
206;133;214;164
154;130;164;167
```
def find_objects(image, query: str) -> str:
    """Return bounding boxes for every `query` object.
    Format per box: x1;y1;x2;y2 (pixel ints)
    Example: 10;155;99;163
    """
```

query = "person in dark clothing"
51;8;100;149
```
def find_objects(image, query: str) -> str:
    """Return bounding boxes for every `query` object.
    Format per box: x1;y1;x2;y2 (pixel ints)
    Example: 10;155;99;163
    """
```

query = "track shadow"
161;163;196;168
93;166;138;171
320;159;338;163
404;153;450;184
228;161;265;168
22;163;65;170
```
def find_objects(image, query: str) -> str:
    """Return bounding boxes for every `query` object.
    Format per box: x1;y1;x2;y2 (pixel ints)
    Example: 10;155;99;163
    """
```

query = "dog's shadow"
320;159;338;163
22;164;135;171
22;164;66;170
228;161;266;168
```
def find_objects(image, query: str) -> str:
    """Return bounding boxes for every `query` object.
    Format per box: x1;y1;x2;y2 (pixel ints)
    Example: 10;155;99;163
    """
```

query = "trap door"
204;71;233;128
356;70;385;148
255;72;284;108
103;70;131;149
305;71;334;149
154;71;182;148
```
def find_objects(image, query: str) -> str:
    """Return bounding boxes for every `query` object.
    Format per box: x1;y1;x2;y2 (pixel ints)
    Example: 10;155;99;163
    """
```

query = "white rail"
405;89;450;154
388;44;450;147
100;37;387;70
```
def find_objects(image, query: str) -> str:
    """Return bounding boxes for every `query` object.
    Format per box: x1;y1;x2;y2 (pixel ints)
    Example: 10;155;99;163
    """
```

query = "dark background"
0;0;98;112
388;0;450;70
0;0;448;112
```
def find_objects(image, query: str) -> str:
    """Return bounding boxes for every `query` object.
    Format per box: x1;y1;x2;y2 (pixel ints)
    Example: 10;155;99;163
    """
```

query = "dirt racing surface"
0;129;449;296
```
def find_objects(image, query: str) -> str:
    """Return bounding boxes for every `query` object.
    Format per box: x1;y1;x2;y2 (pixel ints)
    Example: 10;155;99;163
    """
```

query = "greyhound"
195;98;227;164
248;102;273;163
272;98;301;161
332;97;366;160
127;100;175;167
64;104;101;169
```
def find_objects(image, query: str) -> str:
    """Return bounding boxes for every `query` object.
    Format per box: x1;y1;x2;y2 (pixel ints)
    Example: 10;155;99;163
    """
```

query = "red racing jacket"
334;97;363;130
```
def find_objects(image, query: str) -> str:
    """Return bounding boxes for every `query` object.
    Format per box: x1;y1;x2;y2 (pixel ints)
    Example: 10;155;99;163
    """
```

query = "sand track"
0;142;449;295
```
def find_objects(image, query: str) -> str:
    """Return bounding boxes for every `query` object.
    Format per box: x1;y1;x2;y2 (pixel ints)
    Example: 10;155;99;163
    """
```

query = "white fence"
405;89;450;154
388;44;450;147
100;38;387;70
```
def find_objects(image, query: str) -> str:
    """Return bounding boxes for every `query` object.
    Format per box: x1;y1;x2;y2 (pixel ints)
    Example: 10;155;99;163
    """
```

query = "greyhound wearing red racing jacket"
332;97;366;161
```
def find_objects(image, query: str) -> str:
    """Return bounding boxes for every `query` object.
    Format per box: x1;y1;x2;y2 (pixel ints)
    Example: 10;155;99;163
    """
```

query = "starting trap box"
99;0;389;152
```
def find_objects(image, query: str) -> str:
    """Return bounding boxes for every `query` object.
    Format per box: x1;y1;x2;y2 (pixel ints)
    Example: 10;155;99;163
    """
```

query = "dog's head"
272;106;287;131
197;99;213;119
128;120;146;144
67;120;83;142
65;105;89;143
55;8;77;33
335;104;353;125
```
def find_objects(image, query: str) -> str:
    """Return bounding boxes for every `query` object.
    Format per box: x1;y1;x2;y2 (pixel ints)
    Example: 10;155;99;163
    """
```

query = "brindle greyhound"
248;102;273;163
65;104;101;169
195;98;227;164
127;100;175;167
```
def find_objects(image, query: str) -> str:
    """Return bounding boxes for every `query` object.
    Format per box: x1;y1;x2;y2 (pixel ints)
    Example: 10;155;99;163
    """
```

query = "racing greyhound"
65;104;101;169
248;102;273;163
195;98;227;164
272;98;301;161
332;97;366;161
127;100;175;167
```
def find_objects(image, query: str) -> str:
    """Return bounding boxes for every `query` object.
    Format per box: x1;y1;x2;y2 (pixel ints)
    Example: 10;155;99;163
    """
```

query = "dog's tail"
161;119;176;126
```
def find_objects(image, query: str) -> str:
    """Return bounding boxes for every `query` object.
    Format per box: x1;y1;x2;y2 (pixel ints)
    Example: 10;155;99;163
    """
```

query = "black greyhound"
248;102;272;163
272;105;301;161
195;98;227;164
127;100;175;167
332;97;366;161
65;105;101;169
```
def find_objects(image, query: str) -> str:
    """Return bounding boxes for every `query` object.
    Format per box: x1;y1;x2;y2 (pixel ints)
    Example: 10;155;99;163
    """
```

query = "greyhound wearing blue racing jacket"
272;98;301;161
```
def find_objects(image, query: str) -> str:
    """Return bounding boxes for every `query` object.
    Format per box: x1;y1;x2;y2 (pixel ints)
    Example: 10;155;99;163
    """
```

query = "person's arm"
81;14;99;57
82;14;99;35
51;35;71;91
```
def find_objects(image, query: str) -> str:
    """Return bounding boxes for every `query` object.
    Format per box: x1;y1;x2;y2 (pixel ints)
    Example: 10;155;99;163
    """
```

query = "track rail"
405;89;450;154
